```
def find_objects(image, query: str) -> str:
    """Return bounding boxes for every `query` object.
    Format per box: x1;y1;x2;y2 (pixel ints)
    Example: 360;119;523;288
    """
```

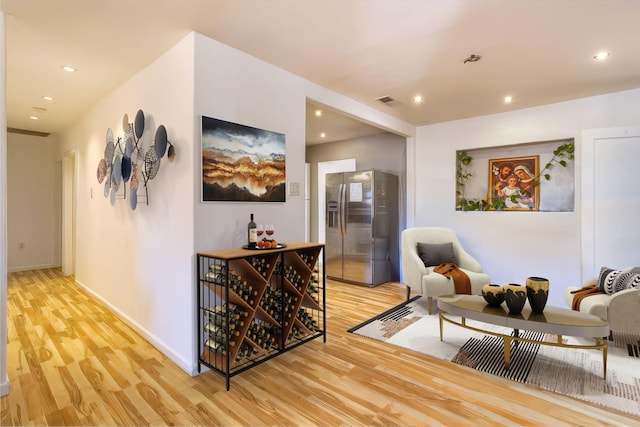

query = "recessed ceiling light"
320;132;326;138
29;116;39;120
62;65;77;72
33;107;47;113
315;110;323;117
43;96;54;101
593;51;610;60
504;96;514;104
413;95;424;104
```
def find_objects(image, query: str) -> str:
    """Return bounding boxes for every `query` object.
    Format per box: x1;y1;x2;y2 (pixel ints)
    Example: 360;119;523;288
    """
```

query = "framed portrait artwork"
201;116;286;202
488;155;539;210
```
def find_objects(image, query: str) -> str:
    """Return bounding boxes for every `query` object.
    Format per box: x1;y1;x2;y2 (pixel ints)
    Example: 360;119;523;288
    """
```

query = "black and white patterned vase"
504;284;527;315
526;276;549;313
482;284;505;307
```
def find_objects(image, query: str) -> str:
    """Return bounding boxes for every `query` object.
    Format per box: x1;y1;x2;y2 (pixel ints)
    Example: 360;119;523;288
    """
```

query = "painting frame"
488;155;540;211
201;116;286;202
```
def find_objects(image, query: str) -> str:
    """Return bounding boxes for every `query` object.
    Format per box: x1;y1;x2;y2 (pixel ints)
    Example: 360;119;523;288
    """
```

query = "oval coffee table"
438;295;609;378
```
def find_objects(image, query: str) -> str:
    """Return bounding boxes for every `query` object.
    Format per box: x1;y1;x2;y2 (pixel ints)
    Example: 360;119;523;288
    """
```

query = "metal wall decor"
96;109;175;210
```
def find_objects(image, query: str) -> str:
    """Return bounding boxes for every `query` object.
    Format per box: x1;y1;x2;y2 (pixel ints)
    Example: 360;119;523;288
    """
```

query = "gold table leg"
438;311;608;378
503;336;512;370
601;338;608;379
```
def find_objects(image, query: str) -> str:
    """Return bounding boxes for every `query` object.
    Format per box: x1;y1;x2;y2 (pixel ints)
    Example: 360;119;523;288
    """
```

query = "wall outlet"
18;243;26;250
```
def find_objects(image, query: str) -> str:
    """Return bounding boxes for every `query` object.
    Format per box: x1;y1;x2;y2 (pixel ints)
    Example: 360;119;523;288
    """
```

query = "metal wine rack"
196;242;325;390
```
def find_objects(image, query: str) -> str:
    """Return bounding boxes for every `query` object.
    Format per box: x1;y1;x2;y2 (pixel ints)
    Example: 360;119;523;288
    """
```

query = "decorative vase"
526;276;549;313
482;284;505;307
503;284;527;315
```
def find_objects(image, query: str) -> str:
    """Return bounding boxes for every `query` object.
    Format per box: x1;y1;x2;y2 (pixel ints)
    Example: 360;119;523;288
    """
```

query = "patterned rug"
349;296;640;417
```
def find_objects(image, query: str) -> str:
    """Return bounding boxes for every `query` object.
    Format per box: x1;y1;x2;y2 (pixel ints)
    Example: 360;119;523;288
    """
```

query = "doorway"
62;149;76;276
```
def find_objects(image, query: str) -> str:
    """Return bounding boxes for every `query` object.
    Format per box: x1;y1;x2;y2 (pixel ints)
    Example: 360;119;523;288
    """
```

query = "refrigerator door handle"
336;184;342;236
339;183;347;237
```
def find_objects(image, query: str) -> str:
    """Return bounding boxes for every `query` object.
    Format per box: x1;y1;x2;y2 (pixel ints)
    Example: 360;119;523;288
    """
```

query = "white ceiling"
3;0;640;143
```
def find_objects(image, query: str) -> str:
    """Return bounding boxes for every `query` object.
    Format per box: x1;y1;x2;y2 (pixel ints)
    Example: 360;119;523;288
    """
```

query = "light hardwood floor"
2;268;638;426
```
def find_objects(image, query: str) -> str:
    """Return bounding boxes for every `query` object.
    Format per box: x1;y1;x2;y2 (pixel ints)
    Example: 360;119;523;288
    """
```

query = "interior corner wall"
7;133;60;272
413;88;640;308
192;33;310;251
57;33;197;373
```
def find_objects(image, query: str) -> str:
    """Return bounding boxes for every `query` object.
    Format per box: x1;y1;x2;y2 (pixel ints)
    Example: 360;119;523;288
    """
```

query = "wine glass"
265;224;275;240
256;224;264;238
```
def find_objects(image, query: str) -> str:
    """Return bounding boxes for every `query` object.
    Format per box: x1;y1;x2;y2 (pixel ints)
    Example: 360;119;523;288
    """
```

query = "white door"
593;136;640;268
582;127;640;276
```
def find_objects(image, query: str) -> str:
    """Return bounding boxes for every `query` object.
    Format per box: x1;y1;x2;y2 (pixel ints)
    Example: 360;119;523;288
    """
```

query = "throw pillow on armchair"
417;242;456;267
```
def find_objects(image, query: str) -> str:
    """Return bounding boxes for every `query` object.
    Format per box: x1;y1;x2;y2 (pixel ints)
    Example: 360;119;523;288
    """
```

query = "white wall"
58;34;196;372
7;133;60;271
191;33;415;251
413;88;640;307
193;33;308;249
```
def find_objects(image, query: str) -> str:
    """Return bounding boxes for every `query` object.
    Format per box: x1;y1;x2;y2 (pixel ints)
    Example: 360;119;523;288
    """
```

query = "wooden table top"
198;241;324;260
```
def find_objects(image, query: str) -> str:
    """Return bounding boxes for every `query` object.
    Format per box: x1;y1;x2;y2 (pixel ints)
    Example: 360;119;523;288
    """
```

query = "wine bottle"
204;339;227;354
248;213;257;248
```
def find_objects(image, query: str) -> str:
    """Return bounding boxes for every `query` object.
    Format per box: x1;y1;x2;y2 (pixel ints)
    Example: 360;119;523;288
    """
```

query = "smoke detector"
463;54;482;64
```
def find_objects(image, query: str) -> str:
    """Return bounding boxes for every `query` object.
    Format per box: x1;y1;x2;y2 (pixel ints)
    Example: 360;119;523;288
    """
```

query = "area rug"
348;296;640;417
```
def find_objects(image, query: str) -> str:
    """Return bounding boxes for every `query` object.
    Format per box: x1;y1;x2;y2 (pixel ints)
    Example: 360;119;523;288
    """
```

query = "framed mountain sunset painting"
201;116;286;202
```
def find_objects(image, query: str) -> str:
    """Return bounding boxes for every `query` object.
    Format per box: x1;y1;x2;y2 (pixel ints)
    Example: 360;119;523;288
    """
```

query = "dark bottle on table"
247;213;257;248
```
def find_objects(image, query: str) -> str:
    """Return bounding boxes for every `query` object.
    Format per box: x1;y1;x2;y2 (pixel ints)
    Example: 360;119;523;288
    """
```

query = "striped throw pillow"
598;266;640;295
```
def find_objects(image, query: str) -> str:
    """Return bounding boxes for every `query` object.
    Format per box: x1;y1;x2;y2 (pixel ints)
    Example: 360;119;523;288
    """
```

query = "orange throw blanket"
570;284;604;311
433;263;471;295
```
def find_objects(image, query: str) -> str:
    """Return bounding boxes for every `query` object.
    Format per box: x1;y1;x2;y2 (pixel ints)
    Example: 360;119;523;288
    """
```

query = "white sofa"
565;276;640;334
401;227;490;314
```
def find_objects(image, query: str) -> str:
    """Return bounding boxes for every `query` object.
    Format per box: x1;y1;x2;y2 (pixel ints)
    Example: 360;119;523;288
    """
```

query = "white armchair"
401;227;490;314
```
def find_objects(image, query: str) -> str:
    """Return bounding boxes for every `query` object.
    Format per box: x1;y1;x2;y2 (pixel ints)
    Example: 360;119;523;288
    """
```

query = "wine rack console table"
196;242;326;390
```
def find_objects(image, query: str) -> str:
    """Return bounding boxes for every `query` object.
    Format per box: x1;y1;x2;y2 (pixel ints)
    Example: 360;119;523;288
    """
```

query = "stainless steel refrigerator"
325;170;398;286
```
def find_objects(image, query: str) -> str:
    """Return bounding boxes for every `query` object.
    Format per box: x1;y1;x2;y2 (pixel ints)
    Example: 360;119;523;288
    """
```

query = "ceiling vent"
7;127;51;137
375;95;401;107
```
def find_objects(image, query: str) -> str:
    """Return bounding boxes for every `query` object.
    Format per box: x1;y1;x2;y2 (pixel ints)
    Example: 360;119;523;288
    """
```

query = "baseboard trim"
73;278;196;376
8;263;58;273
0;375;9;397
